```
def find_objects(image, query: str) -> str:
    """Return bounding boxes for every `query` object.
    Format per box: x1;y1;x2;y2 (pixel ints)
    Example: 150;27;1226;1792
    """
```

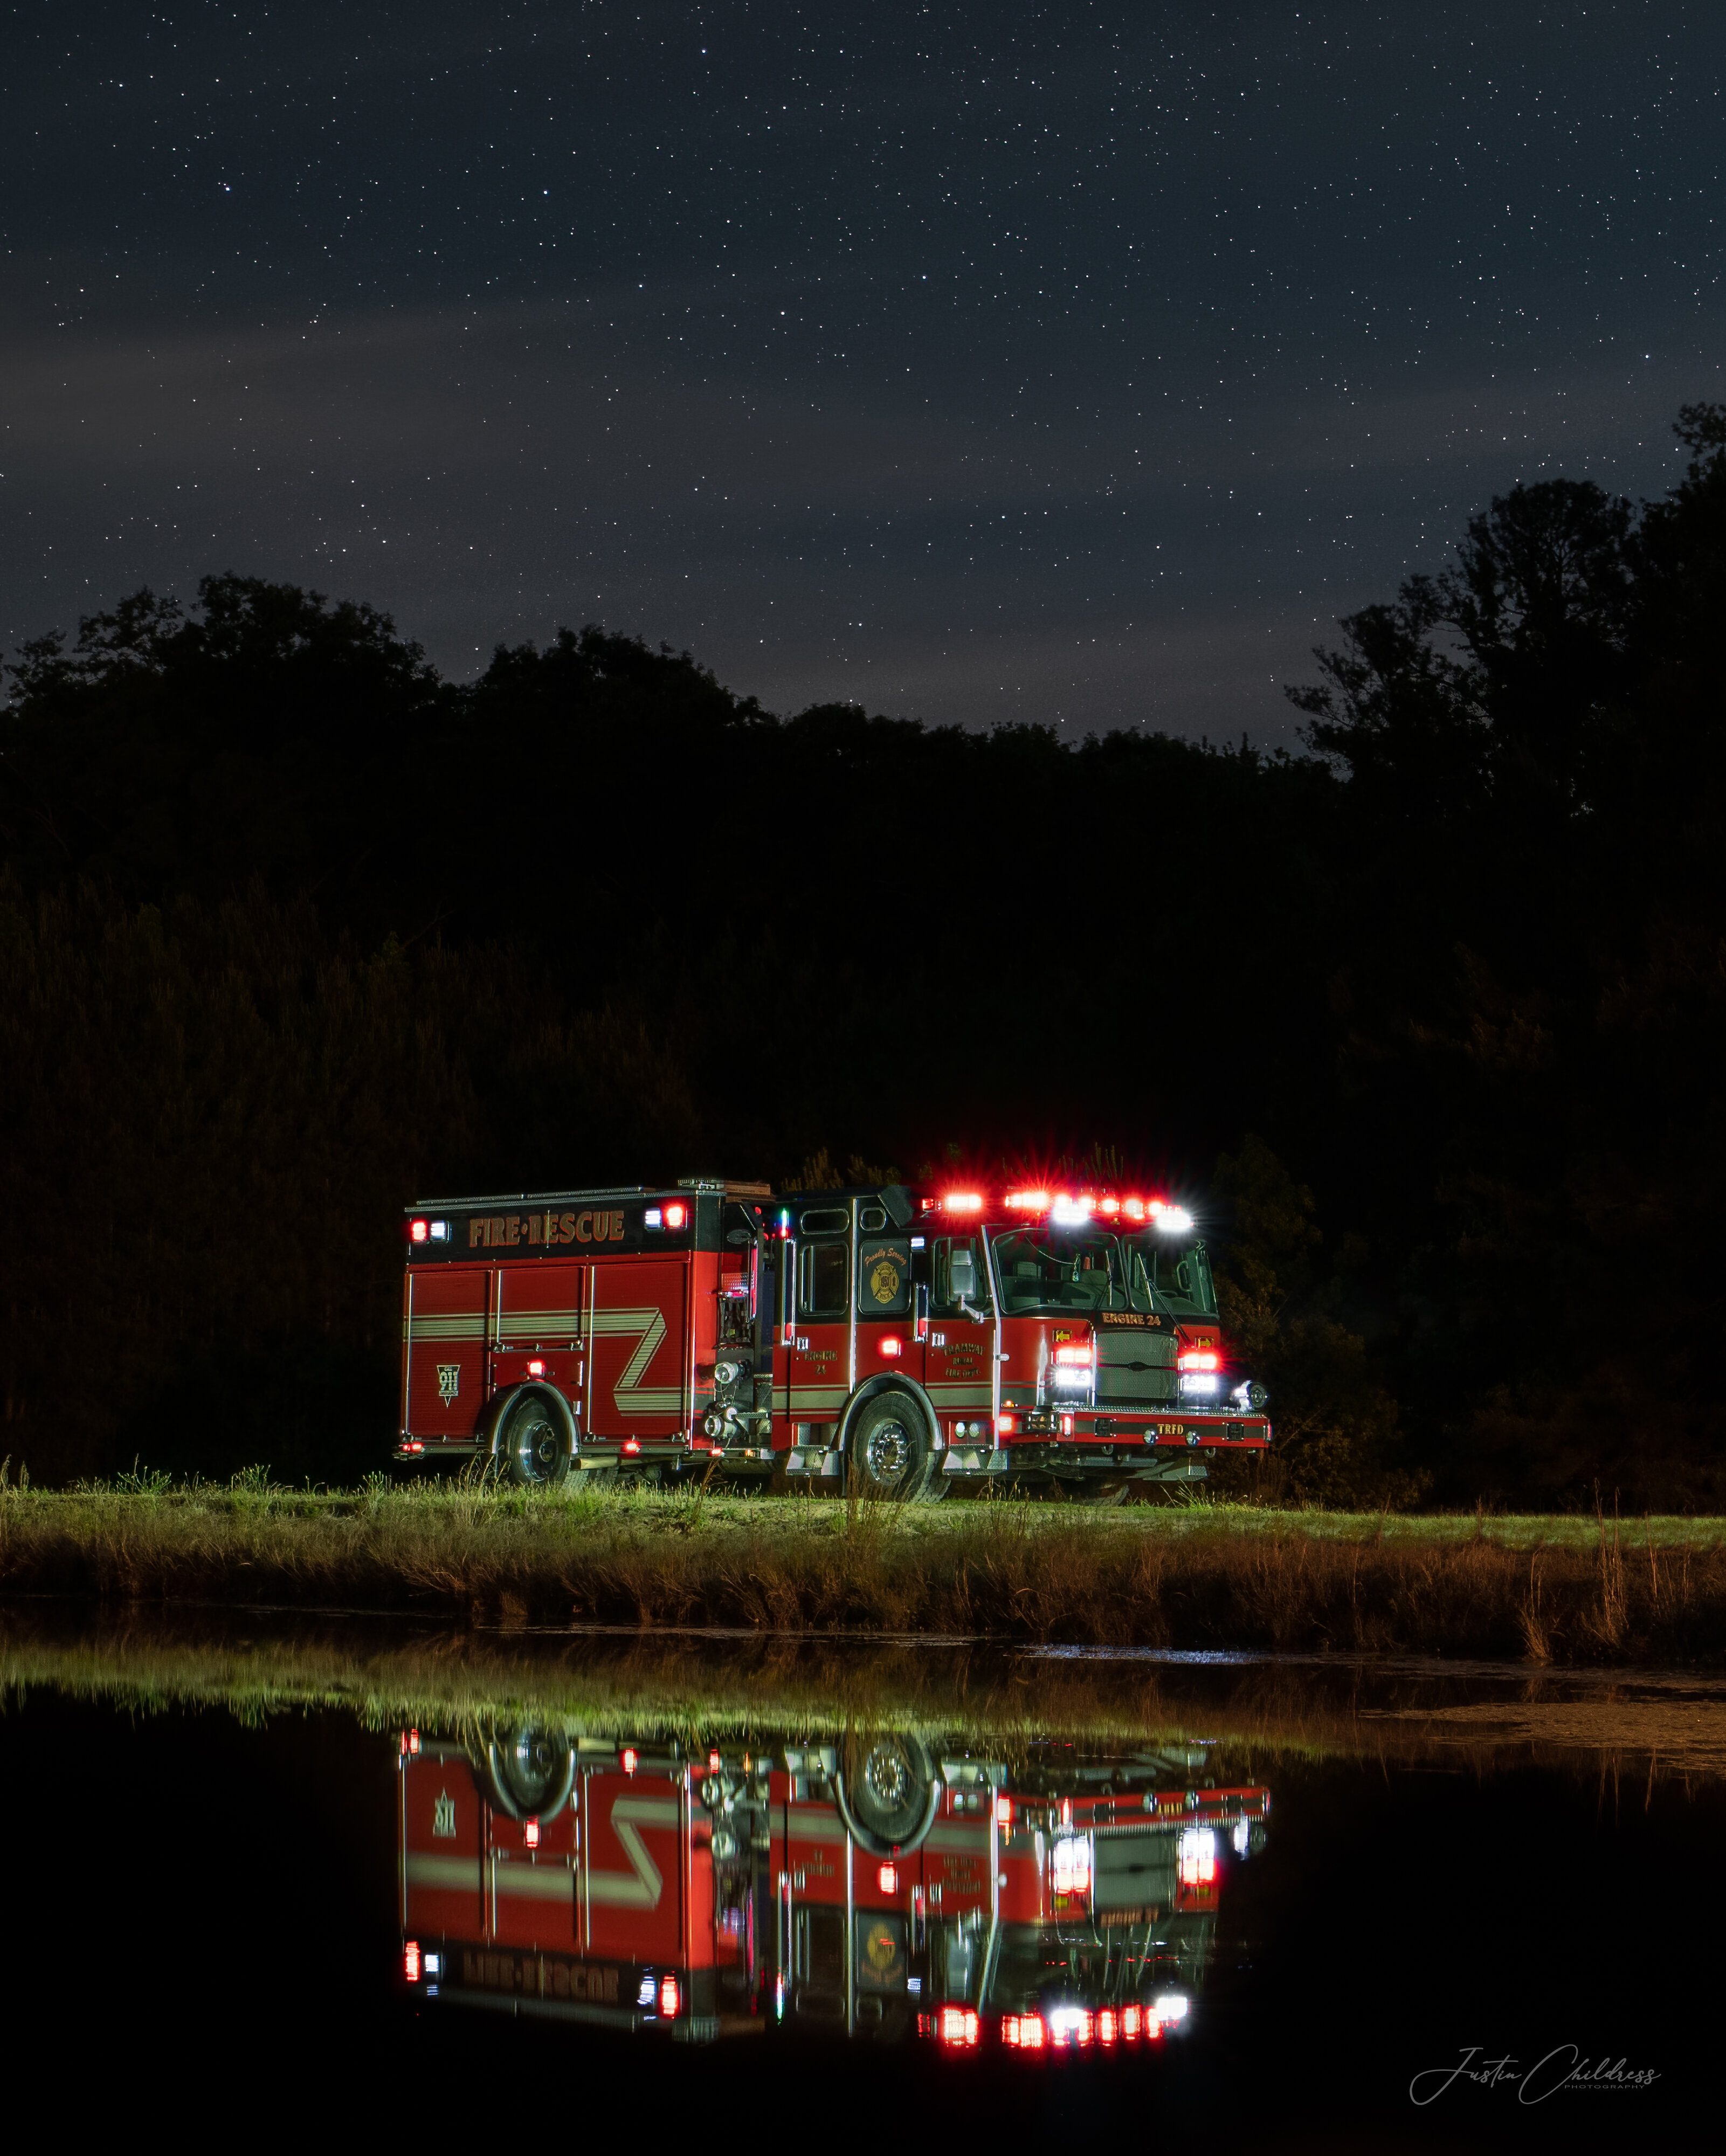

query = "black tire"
477;1724;577;1822
836;1731;941;1855
493;1385;574;1487
846;1390;943;1501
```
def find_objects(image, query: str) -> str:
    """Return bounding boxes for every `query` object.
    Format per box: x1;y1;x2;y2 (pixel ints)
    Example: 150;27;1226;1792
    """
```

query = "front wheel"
493;1386;573;1487
847;1391;942;1501
836;1731;941;1855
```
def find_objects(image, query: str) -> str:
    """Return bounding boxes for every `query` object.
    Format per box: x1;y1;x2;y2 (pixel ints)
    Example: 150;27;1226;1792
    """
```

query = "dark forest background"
4;404;1724;1507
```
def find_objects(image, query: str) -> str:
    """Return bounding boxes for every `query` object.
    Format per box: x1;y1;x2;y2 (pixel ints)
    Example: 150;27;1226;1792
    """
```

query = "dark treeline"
4;404;1724;1505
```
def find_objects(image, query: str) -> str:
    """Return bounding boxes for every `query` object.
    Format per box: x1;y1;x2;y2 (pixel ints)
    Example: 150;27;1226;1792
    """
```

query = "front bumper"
1006;1409;1269;1448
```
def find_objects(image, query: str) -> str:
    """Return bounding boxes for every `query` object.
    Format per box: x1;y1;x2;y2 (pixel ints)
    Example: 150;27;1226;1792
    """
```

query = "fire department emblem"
868;1258;900;1307
433;1789;457;1838
436;1363;461;1404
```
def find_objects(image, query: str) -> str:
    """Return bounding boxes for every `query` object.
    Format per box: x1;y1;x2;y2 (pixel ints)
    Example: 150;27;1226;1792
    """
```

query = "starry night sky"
4;2;1723;736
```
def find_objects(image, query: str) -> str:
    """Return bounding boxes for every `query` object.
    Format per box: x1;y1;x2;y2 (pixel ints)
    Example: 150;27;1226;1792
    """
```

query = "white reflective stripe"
783;1809;847;1841
492;1863;577;1902
586;1797;678;1908
789;1385;848;1406
496;1309;583;1337
925;1822;991;1854
405;1315;489;1339
405;1854;483;1892
926;1384;991;1402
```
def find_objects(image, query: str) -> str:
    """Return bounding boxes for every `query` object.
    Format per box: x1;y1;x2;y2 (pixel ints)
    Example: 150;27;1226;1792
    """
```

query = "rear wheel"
847;1391;942;1501
478;1724;577;1821
494;1386;572;1487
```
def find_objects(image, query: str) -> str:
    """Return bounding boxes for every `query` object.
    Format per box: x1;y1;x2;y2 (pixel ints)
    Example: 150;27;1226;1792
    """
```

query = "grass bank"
4;1473;1726;1664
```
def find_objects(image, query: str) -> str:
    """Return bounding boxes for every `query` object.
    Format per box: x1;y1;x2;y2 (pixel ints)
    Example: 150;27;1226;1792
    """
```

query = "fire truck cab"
398;1718;1270;2051
396;1177;1270;1496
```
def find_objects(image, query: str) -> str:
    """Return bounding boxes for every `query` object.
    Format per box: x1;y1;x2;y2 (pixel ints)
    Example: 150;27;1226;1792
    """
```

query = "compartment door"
587;1262;689;1439
405;1266;490;1438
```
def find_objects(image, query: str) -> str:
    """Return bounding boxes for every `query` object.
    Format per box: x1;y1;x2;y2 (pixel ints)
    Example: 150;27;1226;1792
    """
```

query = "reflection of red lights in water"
955;2005;1166;2055
938;2007;981;2048
1001;2014;1046;2049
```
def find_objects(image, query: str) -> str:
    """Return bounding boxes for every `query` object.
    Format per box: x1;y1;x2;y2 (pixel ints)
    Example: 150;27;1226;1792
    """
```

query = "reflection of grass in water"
5;1610;1726;1784
4;1473;1726;1664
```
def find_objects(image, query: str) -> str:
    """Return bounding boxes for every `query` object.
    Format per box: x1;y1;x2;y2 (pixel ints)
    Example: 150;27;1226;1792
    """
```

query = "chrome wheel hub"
865;1419;911;1480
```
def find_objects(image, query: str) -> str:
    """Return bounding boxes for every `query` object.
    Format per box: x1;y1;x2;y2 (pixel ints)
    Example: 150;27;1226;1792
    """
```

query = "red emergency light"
408;1218;429;1243
664;1201;688;1228
942;1191;984;1213
878;1862;898;1894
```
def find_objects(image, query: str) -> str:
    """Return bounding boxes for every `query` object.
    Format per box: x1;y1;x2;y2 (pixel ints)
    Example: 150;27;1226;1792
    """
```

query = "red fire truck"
396;1178;1269;1496
398;1717;1269;2049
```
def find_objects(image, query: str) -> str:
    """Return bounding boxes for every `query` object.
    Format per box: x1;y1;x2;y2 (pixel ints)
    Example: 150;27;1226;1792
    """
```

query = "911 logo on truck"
437;1364;460;1404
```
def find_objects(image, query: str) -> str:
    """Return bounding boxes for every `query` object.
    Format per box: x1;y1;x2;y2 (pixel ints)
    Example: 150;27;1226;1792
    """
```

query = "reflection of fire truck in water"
397;1177;1270;1497
398;1722;1269;2051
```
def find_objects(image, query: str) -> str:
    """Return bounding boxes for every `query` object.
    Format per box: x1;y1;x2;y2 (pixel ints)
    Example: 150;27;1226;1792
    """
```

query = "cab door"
919;1233;995;1438
787;1207;852;1430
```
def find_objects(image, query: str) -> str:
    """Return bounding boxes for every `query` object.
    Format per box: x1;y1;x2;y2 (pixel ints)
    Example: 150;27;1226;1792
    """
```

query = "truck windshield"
989;1228;1151;1315
1123;1234;1218;1317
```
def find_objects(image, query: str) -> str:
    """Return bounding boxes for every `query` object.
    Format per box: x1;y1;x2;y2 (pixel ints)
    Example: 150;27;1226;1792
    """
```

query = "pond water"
2;1618;1718;2145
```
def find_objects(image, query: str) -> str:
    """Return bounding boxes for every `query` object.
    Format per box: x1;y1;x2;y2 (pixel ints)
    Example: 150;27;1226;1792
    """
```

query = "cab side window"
798;1240;849;1319
931;1236;990;1318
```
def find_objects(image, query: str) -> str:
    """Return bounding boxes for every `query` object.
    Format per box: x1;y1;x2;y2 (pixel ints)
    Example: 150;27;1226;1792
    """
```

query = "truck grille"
1093;1328;1178;1406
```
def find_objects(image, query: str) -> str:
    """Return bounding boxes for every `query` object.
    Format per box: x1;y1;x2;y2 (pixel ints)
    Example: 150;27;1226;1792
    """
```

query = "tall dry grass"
4;1471;1726;1662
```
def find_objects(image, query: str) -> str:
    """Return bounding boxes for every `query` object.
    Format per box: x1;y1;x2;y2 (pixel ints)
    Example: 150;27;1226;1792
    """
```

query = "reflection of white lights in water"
1154;1992;1190;2024
1178;1826;1217;1885
1048;2005;1093;2046
1051;1833;1092;1896
1232;1816;1252;1856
